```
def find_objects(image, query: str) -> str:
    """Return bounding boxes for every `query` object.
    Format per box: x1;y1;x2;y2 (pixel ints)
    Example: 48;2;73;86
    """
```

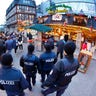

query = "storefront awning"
27;24;52;32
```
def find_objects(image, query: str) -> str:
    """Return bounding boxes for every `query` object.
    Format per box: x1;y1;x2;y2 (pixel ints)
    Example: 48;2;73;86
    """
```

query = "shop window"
23;0;30;4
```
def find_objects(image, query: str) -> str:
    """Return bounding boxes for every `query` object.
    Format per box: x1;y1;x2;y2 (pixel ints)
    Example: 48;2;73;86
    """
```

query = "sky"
0;0;46;25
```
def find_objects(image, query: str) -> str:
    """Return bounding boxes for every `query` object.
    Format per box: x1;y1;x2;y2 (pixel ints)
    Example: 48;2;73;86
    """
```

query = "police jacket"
0;66;29;96
20;54;39;76
39;51;57;71
42;55;79;87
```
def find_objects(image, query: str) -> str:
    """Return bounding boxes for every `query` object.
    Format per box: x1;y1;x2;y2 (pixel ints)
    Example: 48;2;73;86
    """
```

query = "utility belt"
24;68;37;74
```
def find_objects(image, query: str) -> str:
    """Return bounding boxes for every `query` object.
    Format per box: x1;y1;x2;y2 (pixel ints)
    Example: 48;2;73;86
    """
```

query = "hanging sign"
52;14;62;21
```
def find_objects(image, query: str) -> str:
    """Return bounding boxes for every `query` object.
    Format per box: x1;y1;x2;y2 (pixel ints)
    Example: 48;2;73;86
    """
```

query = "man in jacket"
41;41;79;96
47;36;54;50
20;44;39;91
5;36;13;54
56;37;65;59
56;34;69;59
0;53;29;96
39;42;57;83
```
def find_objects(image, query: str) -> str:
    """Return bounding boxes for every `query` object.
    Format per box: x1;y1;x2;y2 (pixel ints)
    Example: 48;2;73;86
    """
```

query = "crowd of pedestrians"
0;33;79;96
0;32;24;55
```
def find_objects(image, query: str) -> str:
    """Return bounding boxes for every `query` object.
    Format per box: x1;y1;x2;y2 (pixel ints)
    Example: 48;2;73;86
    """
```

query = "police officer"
20;44;39;91
0;53;29;96
47;36;54;50
39;42;57;83
41;41;79;96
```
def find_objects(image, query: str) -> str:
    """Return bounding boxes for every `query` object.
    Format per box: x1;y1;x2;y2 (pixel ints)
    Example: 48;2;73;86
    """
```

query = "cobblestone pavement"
0;43;96;96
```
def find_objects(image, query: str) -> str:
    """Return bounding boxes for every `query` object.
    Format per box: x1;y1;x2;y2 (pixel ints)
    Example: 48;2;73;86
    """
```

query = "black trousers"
57;51;63;59
19;44;23;50
14;46;18;53
25;73;36;90
43;85;68;96
41;70;50;83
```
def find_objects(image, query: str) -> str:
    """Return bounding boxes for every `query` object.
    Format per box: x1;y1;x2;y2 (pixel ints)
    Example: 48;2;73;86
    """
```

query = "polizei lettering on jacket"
0;80;15;85
45;58;54;63
65;70;76;76
24;62;34;66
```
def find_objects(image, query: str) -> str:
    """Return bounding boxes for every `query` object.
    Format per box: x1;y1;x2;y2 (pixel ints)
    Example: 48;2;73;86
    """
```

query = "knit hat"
64;41;76;55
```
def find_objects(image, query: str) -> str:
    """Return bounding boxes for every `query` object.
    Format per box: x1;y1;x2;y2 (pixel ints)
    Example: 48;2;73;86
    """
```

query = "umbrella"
28;24;52;32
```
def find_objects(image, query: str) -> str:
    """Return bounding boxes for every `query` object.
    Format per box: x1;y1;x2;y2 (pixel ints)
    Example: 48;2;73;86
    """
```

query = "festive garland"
46;4;72;12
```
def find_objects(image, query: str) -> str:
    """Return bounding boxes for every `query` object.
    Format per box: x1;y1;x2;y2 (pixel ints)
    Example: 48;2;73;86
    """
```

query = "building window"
23;0;30;4
18;14;21;20
17;5;21;12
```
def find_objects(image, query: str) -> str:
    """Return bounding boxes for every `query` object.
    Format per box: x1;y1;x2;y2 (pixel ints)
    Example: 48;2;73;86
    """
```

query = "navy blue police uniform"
20;54;39;91
0;66;29;96
39;51;57;83
42;56;79;96
41;41;79;96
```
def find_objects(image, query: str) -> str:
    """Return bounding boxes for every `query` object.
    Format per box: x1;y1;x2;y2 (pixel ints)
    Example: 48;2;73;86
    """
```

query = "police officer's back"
39;42;57;83
0;53;29;96
41;41;79;96
20;44;39;91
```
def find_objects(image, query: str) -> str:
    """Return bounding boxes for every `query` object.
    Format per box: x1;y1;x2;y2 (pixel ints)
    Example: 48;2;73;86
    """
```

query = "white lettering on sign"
52;14;62;21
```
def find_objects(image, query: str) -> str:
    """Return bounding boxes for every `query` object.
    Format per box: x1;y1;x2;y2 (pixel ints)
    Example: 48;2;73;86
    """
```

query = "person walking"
56;35;69;59
18;34;23;50
47;36;54;50
39;42;57;83
0;53;29;96
12;36;19;53
20;44;39;91
5;36;13;54
41;41;79;96
56;36;65;59
0;37;6;59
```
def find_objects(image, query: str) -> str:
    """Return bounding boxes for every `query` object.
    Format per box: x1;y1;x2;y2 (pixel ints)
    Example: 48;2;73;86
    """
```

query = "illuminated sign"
46;4;71;14
52;14;62;21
